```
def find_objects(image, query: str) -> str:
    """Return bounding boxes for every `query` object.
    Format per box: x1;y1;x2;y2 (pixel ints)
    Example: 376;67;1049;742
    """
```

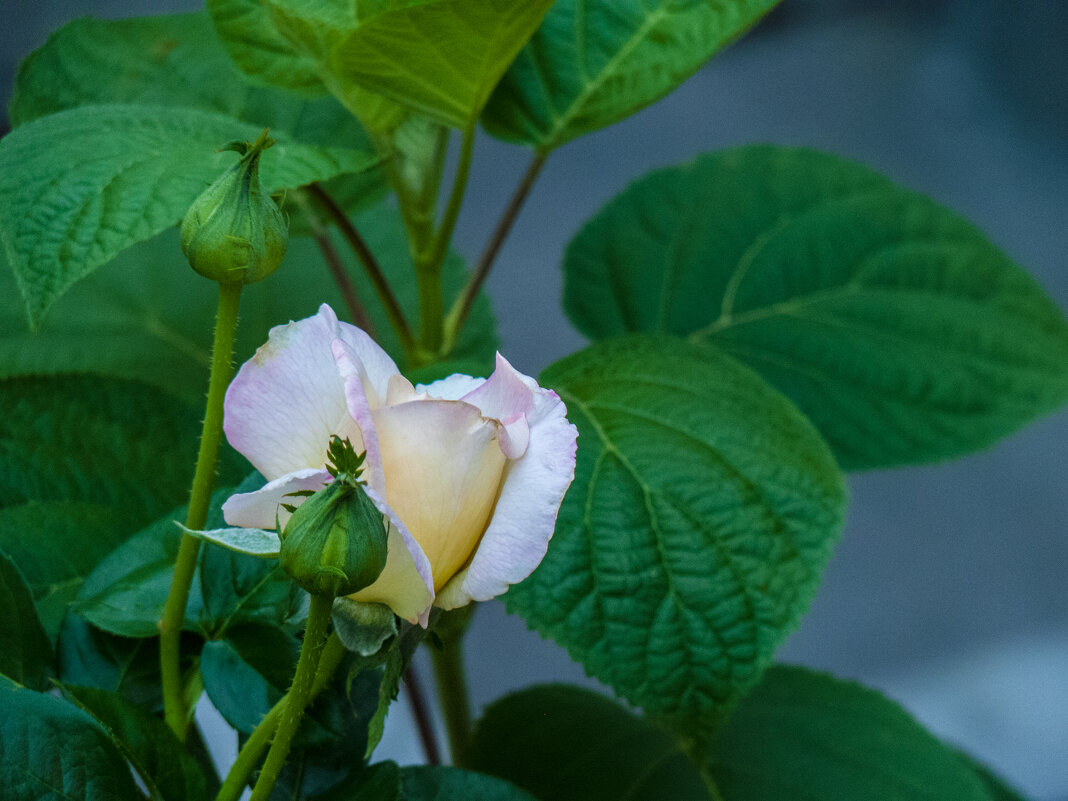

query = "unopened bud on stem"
279;437;388;598
181;129;288;285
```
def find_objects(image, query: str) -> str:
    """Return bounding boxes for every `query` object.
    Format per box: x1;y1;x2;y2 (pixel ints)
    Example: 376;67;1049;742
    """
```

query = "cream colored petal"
332;315;399;406
332;339;385;494
372;399;507;592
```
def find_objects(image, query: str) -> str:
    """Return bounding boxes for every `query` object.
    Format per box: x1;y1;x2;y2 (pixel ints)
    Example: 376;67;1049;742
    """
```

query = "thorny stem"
442;151;547;355
249;594;334;801
404;665;442;766
294;190;376;337
214;633;347;801
308;183;417;360
160;281;242;741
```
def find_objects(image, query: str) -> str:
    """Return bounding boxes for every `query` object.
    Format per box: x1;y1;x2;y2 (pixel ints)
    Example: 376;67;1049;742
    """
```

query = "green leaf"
56;613;170;711
401;766;540;801
325;0;555;130
0;550;54;690
206;0;328;95
0;104;377;327
0;202;496;400
0;676;142;800
563;146;1068;469
511;335;846;740
61;684;216;801
332;598;397;657
483;0;781;150
469;685;710;801
74;508;208;638
201;630;296;735
956;751;1029;801
182;524;281;557
706;665;995;801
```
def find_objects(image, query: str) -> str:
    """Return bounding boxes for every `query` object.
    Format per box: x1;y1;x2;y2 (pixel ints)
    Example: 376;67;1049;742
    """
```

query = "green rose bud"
279;437;389;598
180;129;288;285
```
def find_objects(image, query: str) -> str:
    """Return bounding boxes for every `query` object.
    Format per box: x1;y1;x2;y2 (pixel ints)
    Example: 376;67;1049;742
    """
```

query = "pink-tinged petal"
420;373;484;401
460;354;536;459
222;468;331;529
225;305;356;480
371;398;507;593
332;339;385;495
351;484;434;625
438;387;577;606
332;317;399;406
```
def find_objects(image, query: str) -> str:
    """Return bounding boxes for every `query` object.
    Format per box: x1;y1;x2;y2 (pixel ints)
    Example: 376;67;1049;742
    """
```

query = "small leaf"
469;685;711;801
180;523;281;557
483;0;782;150
706;665;995;801
0;676;143;801
0;550;54;691
327;0;555;130
563;146;1068;469
511;335;846;740
332;598;397;657
61;684;216;801
0;103;378;327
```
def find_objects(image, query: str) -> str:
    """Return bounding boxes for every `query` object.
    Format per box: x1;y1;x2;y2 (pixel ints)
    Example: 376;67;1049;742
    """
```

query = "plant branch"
161;281;242;741
307;183;416;359
215;633;347;801
443;151;547;354
294;190;376;337
249;593;335;801
430;633;472;767
404;665;442;766
417;122;476;354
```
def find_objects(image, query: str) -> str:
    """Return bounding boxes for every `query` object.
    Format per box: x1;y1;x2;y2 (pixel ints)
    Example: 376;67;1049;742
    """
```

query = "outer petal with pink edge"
224;305;361;480
435;388;578;609
222;468;331;529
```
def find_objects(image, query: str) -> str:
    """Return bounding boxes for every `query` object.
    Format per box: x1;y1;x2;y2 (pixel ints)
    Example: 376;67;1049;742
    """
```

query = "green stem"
249;593;335;801
161;281;242;741
215;633;347;801
417;123;476;355
442;151;547;355
430;633;472;767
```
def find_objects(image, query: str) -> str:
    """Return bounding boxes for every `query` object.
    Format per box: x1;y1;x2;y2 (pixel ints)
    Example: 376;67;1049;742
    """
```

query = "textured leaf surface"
707;666;995;801
564;146;1068;468
0;204;496;401
183;524;281;557
0;677;142;801
469;685;710;801
328;0;554;129
62;684;215;801
0;104;377;326
401;766;540;801
0;552;53;690
512;335;846;739
483;0;781;149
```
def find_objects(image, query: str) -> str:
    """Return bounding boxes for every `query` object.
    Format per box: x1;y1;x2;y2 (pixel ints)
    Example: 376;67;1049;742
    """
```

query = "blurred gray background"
3;1;1066;798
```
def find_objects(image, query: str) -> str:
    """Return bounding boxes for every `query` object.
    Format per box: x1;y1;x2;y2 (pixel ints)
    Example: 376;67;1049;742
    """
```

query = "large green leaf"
469;685;711;801
342;762;539;801
0;551;54;691
706;665;995;801
512;335;846;740
0;104;377;327
0;374;242;636
563;146;1068;469
61;684;216;801
483;0;781;150
0;203;497;401
57;614;170;711
326;0;555;130
0;676;142;801
9;11;388;232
